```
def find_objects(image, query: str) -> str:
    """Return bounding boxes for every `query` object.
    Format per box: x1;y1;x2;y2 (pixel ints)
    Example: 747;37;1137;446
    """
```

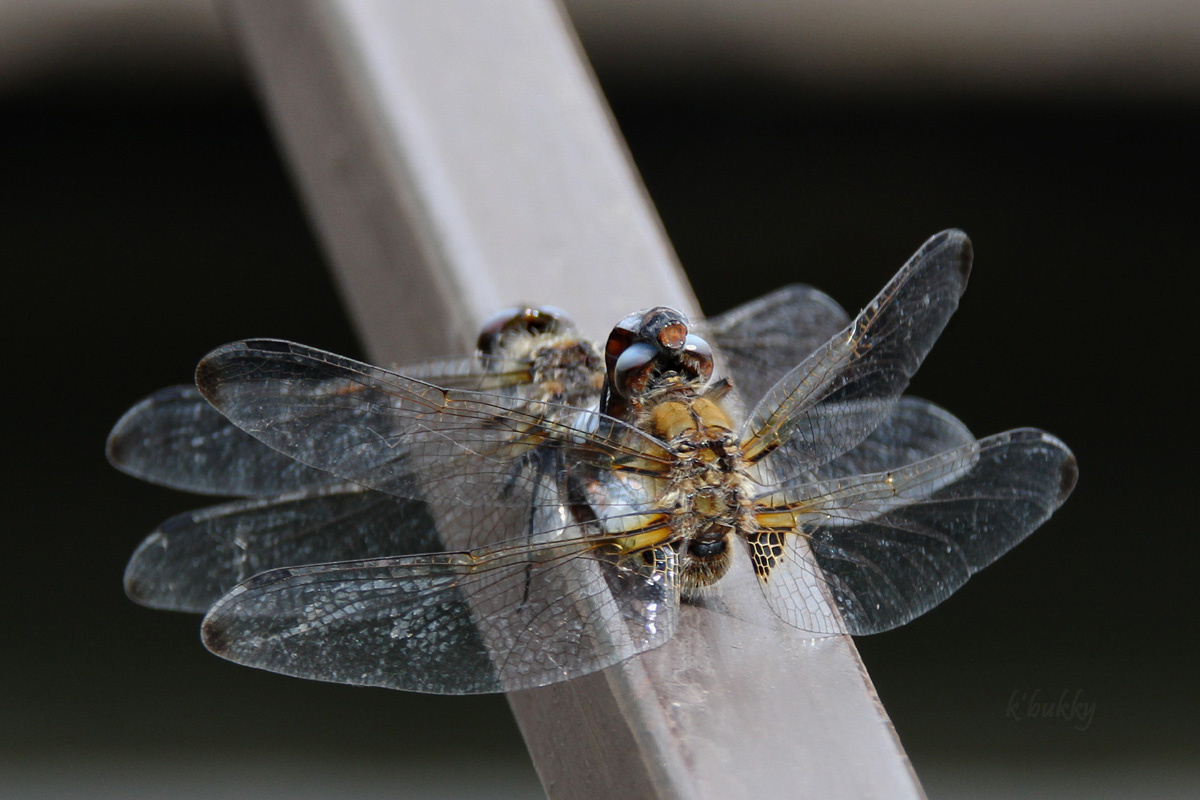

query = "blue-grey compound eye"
683;334;711;359
613;341;658;398
683;334;714;381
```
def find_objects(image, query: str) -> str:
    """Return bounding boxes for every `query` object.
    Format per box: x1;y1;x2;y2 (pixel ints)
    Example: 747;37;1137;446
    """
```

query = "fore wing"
195;339;672;511
741;230;973;482
107;357;547;497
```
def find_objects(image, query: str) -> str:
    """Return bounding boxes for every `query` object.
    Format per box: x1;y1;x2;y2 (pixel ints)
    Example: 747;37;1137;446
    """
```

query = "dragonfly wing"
124;429;583;615
750;429;1077;634
195;339;671;511
201;536;680;694
106;385;332;495
700;284;850;407
107;357;533;497
780;396;975;485
123;482;473;613
741;230;973;482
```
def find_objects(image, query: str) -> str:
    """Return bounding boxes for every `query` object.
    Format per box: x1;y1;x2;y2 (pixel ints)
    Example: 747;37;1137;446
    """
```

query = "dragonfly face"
599;306;714;420
112;230;1078;694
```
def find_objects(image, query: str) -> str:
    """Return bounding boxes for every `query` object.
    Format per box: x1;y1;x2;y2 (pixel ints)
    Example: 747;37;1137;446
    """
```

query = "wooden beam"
222;2;925;797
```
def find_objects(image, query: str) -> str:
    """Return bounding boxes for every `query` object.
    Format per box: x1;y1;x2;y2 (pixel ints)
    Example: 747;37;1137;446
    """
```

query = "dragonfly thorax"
644;392;758;593
526;336;604;404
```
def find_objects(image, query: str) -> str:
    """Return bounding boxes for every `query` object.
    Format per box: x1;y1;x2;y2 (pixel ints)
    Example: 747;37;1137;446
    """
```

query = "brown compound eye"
603;307;714;400
601;306;709;413
603;312;643;381
477;307;523;355
476;305;573;355
521;305;572;336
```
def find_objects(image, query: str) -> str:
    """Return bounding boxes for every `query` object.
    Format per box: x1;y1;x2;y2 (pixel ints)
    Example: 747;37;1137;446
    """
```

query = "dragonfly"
111;295;844;612
112;229;1076;695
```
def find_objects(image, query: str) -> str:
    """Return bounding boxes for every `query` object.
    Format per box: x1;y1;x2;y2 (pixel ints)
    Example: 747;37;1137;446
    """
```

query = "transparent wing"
201;532;680;694
107;357;540;497
805;396;974;483
124;482;457;613
107;385;331;495
741;230;973;483
195;339;672;512
125;433;617;615
749;429;1077;635
700;284;850;407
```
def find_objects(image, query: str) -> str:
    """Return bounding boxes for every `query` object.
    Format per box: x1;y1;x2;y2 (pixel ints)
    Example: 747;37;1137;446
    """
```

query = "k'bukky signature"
1007;689;1096;731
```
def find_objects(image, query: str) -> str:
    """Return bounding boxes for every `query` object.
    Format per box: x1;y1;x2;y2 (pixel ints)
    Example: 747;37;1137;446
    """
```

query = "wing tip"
195;340;285;400
200;615;230;656
1058;452;1080;504
930;228;974;283
122;570;153;609
104;427;129;470
122;533;163;602
105;394;157;470
124;532;211;613
194;353;223;402
998;428;1078;505
106;384;212;474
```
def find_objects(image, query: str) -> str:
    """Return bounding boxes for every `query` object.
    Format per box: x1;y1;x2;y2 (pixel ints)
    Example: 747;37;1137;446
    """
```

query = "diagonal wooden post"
221;2;925;797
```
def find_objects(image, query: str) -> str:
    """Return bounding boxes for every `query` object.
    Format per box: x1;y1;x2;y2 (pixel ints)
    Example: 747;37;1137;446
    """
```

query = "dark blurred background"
4;2;1197;798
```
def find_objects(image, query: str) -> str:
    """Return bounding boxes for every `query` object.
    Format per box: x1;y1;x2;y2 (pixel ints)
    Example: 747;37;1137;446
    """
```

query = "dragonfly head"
600;306;714;419
476;305;576;357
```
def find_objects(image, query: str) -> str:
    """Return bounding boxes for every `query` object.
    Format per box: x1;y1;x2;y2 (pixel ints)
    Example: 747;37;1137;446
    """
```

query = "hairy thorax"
526;335;605;404
642;392;757;594
479;324;605;407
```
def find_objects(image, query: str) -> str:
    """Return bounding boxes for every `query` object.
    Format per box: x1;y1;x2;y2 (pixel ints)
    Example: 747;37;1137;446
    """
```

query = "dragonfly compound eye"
612;341;658;399
681;334;714;383
476;306;573;355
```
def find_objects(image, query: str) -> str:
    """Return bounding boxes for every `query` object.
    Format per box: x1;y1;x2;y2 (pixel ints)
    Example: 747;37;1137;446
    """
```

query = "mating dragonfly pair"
110;230;1076;694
